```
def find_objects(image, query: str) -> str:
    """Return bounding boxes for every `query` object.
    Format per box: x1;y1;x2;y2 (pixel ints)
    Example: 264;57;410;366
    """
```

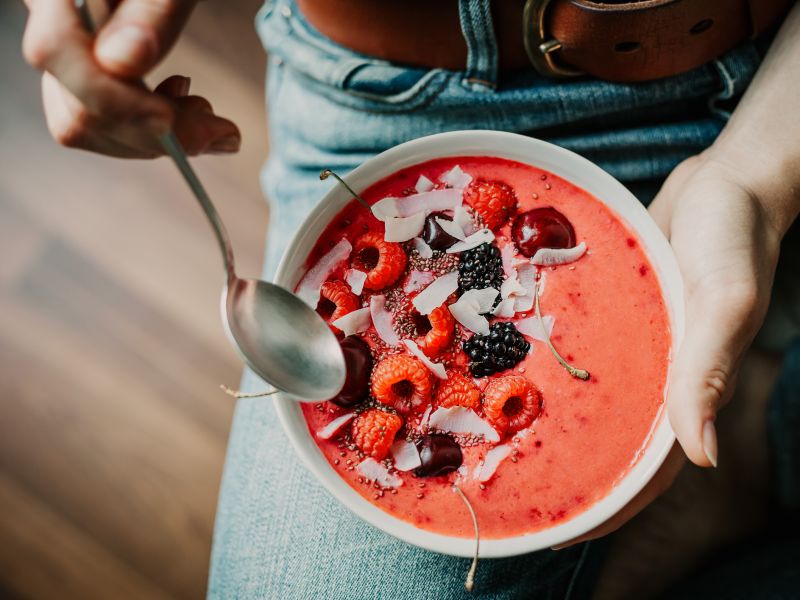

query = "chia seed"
407;251;458;275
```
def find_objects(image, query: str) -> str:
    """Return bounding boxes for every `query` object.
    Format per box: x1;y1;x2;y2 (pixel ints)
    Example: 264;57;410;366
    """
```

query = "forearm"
708;2;800;237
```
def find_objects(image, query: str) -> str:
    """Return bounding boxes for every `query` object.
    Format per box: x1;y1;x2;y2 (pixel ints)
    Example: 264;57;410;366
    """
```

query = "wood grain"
0;1;269;598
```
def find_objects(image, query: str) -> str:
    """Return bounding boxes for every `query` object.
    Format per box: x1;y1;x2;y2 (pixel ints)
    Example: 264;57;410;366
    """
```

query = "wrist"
705;135;800;238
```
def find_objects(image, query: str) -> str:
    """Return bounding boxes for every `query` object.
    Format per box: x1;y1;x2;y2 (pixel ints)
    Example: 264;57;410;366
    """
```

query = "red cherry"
330;336;372;408
421;211;459;251
511;207;576;258
414;434;463;477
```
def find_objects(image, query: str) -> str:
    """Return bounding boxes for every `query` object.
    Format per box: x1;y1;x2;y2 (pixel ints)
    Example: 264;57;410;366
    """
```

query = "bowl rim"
272;130;683;558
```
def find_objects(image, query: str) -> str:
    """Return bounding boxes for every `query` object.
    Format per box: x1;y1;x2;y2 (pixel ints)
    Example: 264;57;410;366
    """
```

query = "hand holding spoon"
75;0;345;401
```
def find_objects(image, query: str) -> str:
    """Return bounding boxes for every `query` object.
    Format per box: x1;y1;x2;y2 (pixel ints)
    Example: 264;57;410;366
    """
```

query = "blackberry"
462;322;530;378
458;243;504;293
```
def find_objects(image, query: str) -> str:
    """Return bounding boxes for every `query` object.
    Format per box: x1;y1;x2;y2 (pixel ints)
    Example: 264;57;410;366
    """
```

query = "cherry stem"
319;169;371;211
452;484;479;592
219;384;279;399
533;276;590;381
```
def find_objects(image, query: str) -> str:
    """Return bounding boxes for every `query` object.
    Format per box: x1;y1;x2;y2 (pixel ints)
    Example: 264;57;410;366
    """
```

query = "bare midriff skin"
301;156;671;539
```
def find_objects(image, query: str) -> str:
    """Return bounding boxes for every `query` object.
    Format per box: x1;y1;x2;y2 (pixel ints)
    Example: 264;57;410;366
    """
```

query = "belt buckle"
523;0;584;78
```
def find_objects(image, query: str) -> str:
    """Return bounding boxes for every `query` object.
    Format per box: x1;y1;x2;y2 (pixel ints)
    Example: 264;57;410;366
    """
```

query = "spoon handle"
74;0;236;282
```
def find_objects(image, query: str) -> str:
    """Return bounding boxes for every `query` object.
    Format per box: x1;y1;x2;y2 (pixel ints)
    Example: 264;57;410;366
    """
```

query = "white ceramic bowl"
273;130;684;558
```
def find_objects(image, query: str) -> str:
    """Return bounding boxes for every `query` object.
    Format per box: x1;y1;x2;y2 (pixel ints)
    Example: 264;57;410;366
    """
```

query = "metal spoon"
75;0;345;401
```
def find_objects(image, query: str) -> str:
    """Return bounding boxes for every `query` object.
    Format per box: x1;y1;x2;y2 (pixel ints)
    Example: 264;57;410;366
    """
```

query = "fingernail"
208;136;240;154
702;420;718;468
97;25;157;70
551;542;572;551
178;76;191;97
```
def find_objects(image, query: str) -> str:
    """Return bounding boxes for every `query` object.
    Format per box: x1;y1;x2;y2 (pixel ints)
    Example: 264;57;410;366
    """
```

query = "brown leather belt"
296;0;792;82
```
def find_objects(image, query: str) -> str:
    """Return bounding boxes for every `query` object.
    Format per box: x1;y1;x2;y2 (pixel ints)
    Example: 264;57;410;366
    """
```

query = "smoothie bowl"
273;131;683;558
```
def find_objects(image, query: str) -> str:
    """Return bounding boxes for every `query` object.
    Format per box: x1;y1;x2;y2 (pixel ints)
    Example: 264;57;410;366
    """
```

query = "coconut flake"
500;277;526;300
390;439;421;471
317;412;355;440
412;271;459;315
516;314;555;342
412;237;434;259
344;268;367;296
446;228;495;253
331;307;370;337
501;243;518;280
531;241;587;266
415;175;434;193
370;295;399;346
474;444;512;482
403;339;447;380
453;204;476;236
357;458;403;488
403;269;436;294
296;239;352;308
383;212;425;242
435;216;466;241
371;188;463;220
419;405;433;430
492;297;517;318
428;406;500;443
449;294;490;335
440;165;473;189
512;263;538;313
465;288;499;314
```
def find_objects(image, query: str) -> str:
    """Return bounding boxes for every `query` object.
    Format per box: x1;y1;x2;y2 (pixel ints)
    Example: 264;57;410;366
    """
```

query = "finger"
95;0;196;78
42;72;163;157
23;0;171;127
171;95;241;155
666;281;757;467
553;444;685;549
155;74;191;98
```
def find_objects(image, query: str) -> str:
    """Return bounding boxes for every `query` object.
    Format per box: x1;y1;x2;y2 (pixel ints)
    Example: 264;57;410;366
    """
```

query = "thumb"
95;0;196;78
667;284;758;468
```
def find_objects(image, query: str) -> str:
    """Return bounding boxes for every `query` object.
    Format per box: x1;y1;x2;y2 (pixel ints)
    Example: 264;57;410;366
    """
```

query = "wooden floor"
0;2;269;598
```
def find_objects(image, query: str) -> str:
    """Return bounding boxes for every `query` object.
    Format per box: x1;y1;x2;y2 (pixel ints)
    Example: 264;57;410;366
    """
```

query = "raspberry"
464;180;517;230
371;354;433;414
483;375;542;435
458;243;504;294
351;408;403;460
318;280;360;333
463;321;530;378
352;232;407;290
416;304;456;358
434;371;481;410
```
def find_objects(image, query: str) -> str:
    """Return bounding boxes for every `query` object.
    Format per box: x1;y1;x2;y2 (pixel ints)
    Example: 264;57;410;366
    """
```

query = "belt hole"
690;19;714;35
614;41;641;53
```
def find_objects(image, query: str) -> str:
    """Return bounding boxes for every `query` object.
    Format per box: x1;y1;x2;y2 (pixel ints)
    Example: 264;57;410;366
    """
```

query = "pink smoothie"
299;156;671;539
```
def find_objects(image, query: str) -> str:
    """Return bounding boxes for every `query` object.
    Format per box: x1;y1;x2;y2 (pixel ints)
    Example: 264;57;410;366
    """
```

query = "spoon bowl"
223;278;346;401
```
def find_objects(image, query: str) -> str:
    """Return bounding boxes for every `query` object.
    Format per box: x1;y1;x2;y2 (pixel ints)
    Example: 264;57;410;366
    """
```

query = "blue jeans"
208;1;765;598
